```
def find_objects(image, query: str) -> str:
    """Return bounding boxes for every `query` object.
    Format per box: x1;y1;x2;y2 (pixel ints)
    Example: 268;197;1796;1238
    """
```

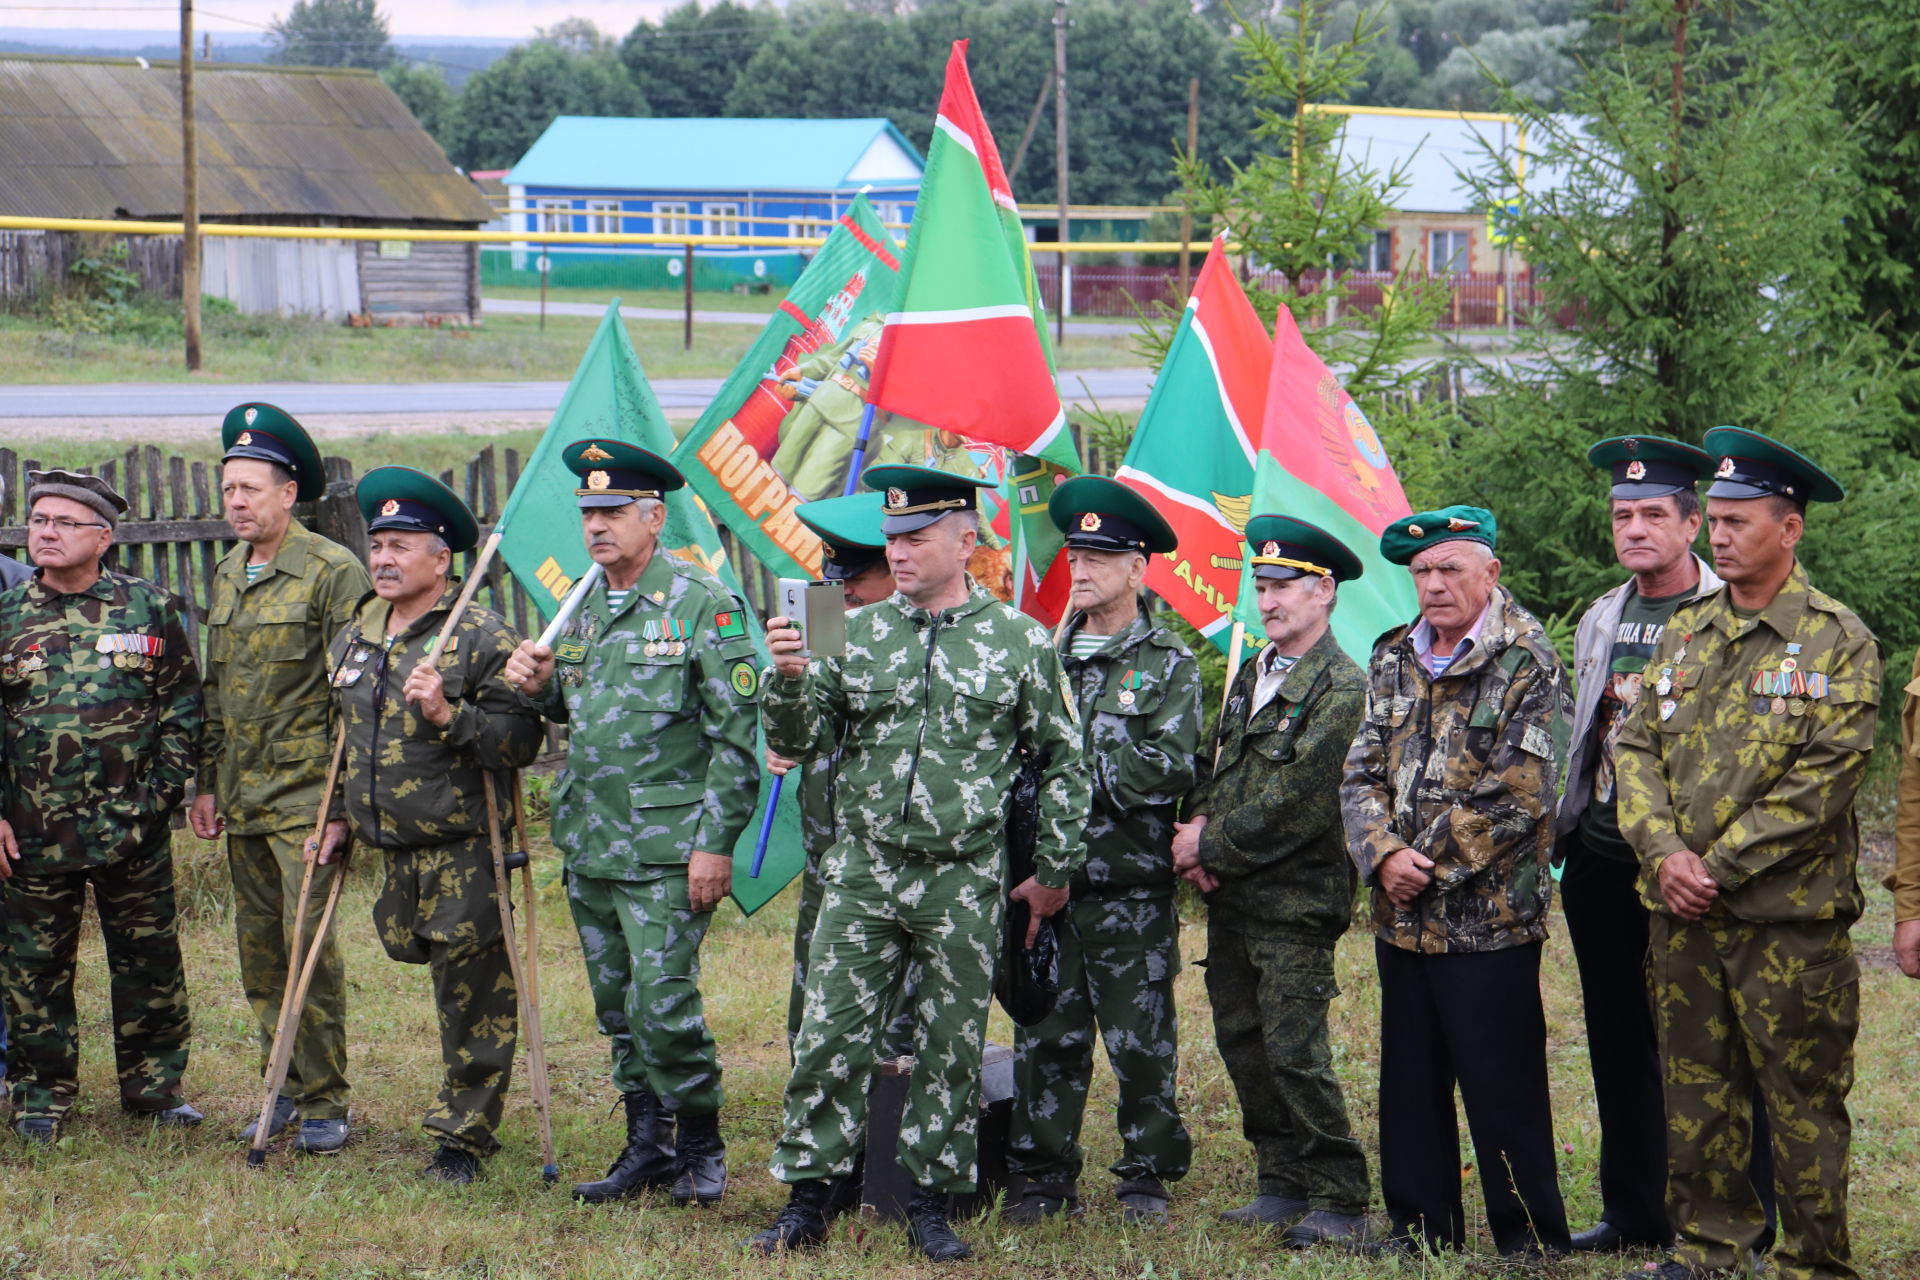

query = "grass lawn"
4;818;1918;1279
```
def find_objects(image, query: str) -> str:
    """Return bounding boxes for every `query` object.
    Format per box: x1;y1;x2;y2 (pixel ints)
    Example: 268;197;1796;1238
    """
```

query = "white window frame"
654;201;692;237
788;216;830;242
1363;230;1393;272
1429;229;1470;275
534;199;571;236
702;202;742;239
584;199;621;235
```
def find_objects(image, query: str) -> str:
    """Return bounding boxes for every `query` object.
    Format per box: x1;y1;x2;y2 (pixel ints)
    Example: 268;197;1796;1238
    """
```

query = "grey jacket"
0;556;30;590
1554;553;1721;835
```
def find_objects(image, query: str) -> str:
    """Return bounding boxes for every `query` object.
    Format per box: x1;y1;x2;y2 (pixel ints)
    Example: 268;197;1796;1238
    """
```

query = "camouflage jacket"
532;551;761;878
327;582;542;851
1618;562;1879;925
1058;607;1202;897
762;580;1089;887
199;521;371;834
0;570;203;870
1341;586;1572;954
1889;646;1920;922
797;753;839;860
1189;629;1365;942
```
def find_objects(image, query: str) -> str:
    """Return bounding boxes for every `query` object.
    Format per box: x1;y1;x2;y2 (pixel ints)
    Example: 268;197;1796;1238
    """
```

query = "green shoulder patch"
715;609;747;639
728;659;760;700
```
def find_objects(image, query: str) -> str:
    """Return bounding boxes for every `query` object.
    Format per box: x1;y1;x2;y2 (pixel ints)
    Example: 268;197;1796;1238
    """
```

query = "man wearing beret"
192;403;370;1154
1340;506;1572;1257
0;471;204;1141
505;440;761;1209
1617;428;1879;1280
327;468;542;1182
1176;514;1371;1247
751;465;1088;1262
1004;476;1200;1227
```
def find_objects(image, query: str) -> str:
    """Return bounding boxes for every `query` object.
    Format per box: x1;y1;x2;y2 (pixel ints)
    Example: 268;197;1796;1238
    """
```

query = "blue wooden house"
496;116;923;291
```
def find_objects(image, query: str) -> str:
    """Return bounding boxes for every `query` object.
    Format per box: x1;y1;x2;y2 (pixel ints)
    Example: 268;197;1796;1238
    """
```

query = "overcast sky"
0;1;680;41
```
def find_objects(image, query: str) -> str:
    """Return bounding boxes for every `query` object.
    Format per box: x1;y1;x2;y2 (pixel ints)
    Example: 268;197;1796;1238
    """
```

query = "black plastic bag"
995;751;1060;1027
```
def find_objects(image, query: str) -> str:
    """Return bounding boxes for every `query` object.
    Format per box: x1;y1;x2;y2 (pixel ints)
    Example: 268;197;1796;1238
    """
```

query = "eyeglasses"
28;515;108;534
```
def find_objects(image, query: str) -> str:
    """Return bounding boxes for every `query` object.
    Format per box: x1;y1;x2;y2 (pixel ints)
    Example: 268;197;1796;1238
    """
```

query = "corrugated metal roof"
505;116;924;193
0;54;494;225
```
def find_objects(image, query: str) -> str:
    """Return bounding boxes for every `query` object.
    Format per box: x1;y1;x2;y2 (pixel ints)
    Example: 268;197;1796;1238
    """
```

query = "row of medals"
643;619;687;659
98;633;162;671
1656;640;1815;720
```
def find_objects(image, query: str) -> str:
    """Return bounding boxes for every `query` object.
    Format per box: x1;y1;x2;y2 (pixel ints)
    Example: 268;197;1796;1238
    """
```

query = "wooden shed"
0;54;494;323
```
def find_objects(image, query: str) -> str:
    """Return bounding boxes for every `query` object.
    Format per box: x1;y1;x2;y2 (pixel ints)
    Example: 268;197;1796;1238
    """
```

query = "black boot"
671;1110;727;1206
571;1091;677;1204
906;1187;973;1262
745;1179;836;1254
825;1154;865;1219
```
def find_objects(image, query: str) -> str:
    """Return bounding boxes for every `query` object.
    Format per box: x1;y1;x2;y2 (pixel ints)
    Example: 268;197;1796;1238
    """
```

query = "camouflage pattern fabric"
567;866;721;1114
1619;563;1879;1280
0;570;203;869
2;824;191;1121
1008;609;1200;1186
1341;585;1572;954
228;827;349;1118
1888;646;1920;920
374;834;518;1157
1188;628;1369;1212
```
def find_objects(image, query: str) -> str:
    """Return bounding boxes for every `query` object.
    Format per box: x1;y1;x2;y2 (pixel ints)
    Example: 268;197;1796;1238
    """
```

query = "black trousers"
1560;837;1776;1248
1376;938;1571;1255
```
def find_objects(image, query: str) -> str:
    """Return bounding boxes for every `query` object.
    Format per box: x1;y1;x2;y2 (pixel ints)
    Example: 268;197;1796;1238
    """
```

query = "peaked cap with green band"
356;465;480;553
220;402;325;502
1702;426;1845;504
1379;505;1497;565
1586;435;1711;500
1245;513;1364;583
562;438;686;509
862;463;995;534
1048;475;1177;555
795;492;889;581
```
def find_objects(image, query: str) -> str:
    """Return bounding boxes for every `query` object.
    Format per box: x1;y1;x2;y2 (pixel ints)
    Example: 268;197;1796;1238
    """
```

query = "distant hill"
0;28;516;87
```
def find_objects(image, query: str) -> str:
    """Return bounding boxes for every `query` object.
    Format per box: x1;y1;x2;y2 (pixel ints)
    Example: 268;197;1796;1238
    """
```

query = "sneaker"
424;1145;480;1185
130;1102;204;1128
239;1095;298;1143
293;1117;349;1155
1116;1178;1170;1226
13;1115;56;1145
1282;1209;1370;1249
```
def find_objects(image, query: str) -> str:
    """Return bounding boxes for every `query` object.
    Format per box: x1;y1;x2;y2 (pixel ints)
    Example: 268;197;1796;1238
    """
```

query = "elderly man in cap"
1340;506;1572;1258
1003;476;1199;1227
192;403;369;1153
751;464;1088;1262
505;440;761;1209
1175;515;1371;1248
0;470;204;1142
327;467;542;1182
1617;428;1878;1280
0;476;26;1086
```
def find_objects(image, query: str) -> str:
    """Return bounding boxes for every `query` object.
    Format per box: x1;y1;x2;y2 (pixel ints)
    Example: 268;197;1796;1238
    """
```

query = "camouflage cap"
26;468;128;528
1379;505;1497;565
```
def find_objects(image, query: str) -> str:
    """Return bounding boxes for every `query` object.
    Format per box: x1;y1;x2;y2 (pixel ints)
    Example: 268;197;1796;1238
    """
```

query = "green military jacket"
1188;629;1365;943
1617;561;1880;925
797;753;838;860
762;580;1089;887
0;570;203;870
1058;608;1202;897
533;551;761;879
326;582;542;851
199;521;371;835
1341;586;1572;954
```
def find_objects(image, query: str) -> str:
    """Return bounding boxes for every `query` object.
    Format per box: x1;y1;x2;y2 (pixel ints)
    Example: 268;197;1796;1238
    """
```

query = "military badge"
1625;460;1647;481
1079;512;1102;533
1446;516;1479;532
244;407;259;426
381;498;400;517
236;430;253;446
580;443;615;462
1715;456;1737;478
1659;698;1677;721
728;660;760;699
886;487;908;509
1262;541;1281;558
555;639;588;664
1407;524;1424;538
587;470;612;491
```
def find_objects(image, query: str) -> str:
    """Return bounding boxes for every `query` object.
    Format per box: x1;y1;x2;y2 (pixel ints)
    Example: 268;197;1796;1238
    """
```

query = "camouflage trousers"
229;827;350;1119
375;836;518;1157
773;839;1003;1193
1650;913;1859;1280
566;866;721;1116
789;850;916;1061
1008;893;1191;1186
0;827;190;1121
1206;920;1369;1214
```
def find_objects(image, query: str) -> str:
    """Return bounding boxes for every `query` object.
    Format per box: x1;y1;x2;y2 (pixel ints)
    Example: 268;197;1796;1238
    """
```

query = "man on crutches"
325;467;543;1183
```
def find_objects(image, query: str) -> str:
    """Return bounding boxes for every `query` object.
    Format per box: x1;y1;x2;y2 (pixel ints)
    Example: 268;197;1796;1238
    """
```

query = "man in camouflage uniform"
0;470;203;1142
1894;655;1920;982
1340;506;1572;1257
750;465;1089;1262
0;475;27;1085
1175;515;1370;1247
1618;428;1879;1280
328;468;542;1182
506;440;761;1209
1005;477;1198;1227
192;403;369;1153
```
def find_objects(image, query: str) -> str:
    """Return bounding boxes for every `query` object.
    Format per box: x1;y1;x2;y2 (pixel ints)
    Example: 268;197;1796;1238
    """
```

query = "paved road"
480;295;1140;336
0;368;1157;419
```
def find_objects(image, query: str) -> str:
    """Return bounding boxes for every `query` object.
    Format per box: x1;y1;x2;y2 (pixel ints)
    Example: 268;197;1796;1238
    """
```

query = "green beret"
1245;514;1363;583
1586;436;1711;500
794;492;888;582
1702;426;1844;504
1047;475;1176;555
221;403;326;502
356;466;480;553
1379;505;1497;565
562;438;685;509
863;463;995;535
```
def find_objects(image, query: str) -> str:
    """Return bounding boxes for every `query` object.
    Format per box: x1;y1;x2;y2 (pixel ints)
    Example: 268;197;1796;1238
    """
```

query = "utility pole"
1177;76;1198;296
1052;0;1069;345
180;0;201;372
